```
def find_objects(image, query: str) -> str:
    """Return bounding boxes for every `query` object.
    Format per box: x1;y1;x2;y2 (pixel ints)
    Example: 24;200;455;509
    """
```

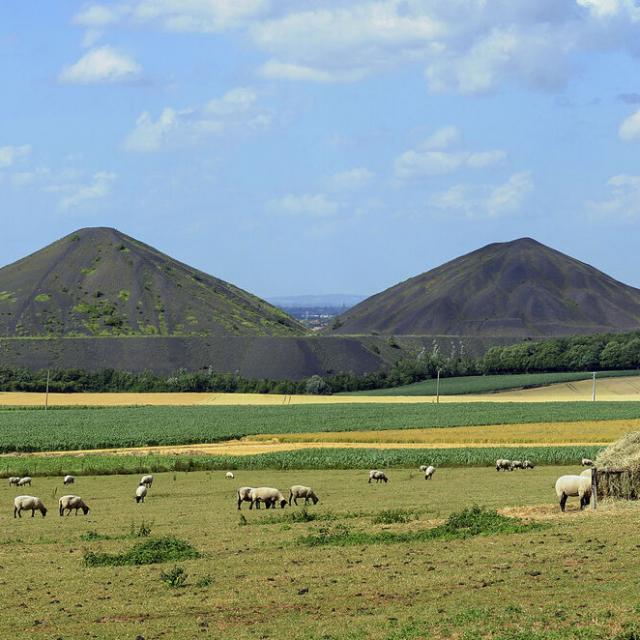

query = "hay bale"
595;432;640;500
595;431;640;470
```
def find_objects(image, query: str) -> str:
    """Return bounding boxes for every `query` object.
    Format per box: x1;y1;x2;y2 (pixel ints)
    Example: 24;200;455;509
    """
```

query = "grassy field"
345;370;640;396
1;402;640;453
3;467;640;640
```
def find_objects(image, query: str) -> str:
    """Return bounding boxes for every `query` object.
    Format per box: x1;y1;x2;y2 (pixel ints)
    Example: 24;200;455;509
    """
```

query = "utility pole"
45;369;50;411
436;369;441;404
592;372;597;402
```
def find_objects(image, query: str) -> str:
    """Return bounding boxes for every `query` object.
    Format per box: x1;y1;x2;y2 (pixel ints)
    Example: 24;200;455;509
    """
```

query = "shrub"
160;565;187;588
84;536;200;567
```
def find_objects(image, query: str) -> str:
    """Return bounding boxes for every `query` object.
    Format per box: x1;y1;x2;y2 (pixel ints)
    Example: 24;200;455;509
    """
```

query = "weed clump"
372;509;415;525
84;536;200;567
160;565;188;588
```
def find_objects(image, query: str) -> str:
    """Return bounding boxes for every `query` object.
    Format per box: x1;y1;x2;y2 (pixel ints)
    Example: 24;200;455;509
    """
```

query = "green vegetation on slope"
0;401;636;453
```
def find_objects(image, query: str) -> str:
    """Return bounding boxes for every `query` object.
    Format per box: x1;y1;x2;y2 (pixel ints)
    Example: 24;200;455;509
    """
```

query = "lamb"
135;484;148;503
249;487;287;510
581;458;594;467
288;485;319;506
424;466;436;480
237;486;255;510
368;470;388;484
140;474;153;488
17;477;32;487
63;475;75;486
226;472;234;479
555;474;592;511
13;495;47;518
8;477;20;486
522;460;535;469
58;495;90;516
495;459;511;472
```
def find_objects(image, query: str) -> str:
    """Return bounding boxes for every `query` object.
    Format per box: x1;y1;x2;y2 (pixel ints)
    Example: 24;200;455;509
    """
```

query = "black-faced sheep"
522;460;535;469
135;484;147;503
495;459;511;472
63;475;75;486
17;477;32;487
237;486;255;510
555;474;592;511
368;470;388;483
14;495;47;518
140;475;153;488
509;460;524;471
424;465;436;480
249;487;287;510
288;485;319;506
59;495;90;516
581;458;594;467
419;465;428;472
8;477;20;486
225;472;234;479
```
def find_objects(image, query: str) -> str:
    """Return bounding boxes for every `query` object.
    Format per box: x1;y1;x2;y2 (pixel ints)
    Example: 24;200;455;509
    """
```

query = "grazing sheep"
424;465;436;480
237;486;255;510
368;470;388;484
135;484;148;504
8;477;20;486
140;474;153;488
226;472;234;479
581;458;594;467
419;465;428;472
495;459;511;472
249;487;287;510
17;477;32;487
555;475;592;512
522;460;535;469
288;485;319;506
509;460;524;471
58;495;90;516
63;475;75;486
13;495;47;518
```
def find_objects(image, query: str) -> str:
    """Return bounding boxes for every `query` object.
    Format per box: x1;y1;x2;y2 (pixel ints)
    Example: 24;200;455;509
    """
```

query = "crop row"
0;402;638;453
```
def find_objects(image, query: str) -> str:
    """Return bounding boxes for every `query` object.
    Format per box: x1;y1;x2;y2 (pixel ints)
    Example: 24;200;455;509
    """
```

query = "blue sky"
2;1;640;298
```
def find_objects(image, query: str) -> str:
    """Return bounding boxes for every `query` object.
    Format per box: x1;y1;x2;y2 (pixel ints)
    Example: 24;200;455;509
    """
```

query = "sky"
2;1;640;298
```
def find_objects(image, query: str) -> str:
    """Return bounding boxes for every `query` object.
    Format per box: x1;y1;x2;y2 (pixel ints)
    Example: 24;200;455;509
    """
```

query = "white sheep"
58;495;90;516
419;465;428;472
581;458;594;467
226;472;235;479
135;484;148;503
17;477;32;487
140;474;153;488
8;477;20;486
13;495;47;518
249;487;287;510
522;460;535;469
368;470;388;484
288;485;319;506
555;474;592;511
63;475;75;486
509;460;524;471
495;459;511;472
237;486;255;510
424;465;436;480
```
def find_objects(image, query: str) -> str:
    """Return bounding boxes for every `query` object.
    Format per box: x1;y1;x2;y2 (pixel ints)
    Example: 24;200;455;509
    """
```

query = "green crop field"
344;370;640;396
3;467;640;640
1;401;640;453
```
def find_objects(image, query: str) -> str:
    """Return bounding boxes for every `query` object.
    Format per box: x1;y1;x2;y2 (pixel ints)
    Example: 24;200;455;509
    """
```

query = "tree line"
1;330;639;395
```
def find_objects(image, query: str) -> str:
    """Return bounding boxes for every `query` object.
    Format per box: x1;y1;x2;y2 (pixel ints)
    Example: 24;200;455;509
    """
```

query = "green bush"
83;536;200;567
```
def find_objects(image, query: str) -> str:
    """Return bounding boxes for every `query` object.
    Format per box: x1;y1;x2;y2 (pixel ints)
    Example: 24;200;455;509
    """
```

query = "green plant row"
0;401;637;453
0;445;602;477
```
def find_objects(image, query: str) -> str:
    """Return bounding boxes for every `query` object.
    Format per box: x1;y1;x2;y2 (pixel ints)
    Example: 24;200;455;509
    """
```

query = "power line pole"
436;369;441;404
592;371;596;402
45;369;50;411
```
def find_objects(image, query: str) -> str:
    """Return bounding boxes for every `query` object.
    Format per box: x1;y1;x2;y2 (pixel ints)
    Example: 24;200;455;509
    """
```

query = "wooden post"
591;467;598;510
45;369;50;411
592;372;596;402
436;369;440;405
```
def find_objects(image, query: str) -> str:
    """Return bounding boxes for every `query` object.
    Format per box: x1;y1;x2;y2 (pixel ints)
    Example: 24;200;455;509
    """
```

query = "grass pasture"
3;467;640;640
2;402;640;453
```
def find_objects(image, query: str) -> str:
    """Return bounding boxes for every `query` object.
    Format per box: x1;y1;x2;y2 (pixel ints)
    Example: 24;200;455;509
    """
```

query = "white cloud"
73;4;127;27
329;167;374;191
619;108;640;141
577;0;640;20
268;193;340;217
0;145;31;168
587;174;640;219
51;171;116;211
259;60;359;83
430;171;533;219
59;46;142;84
123;87;270;152
394;128;505;180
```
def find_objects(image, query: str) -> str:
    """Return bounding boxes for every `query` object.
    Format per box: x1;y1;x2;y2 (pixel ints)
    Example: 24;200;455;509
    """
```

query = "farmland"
2;402;640;453
3;467;640;640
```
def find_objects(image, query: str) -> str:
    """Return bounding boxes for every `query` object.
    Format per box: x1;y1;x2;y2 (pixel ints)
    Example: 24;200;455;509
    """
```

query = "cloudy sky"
2;1;640;297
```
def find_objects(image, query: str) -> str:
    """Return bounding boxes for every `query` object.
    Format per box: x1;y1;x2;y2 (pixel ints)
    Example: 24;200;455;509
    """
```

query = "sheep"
522;460;535;469
424;465;436;480
135;484;148;504
139;474;153;488
13;495;47;518
58;495;90;516
237;486;255;510
17;477;32;487
419;465;428;472
63;475;75;486
226;472;235;479
368;470;388;484
288;485;319;506
249;487;287;510
495;459;511;472
555;474;592;512
581;458;594;467
509;460;524;471
8;477;20;486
